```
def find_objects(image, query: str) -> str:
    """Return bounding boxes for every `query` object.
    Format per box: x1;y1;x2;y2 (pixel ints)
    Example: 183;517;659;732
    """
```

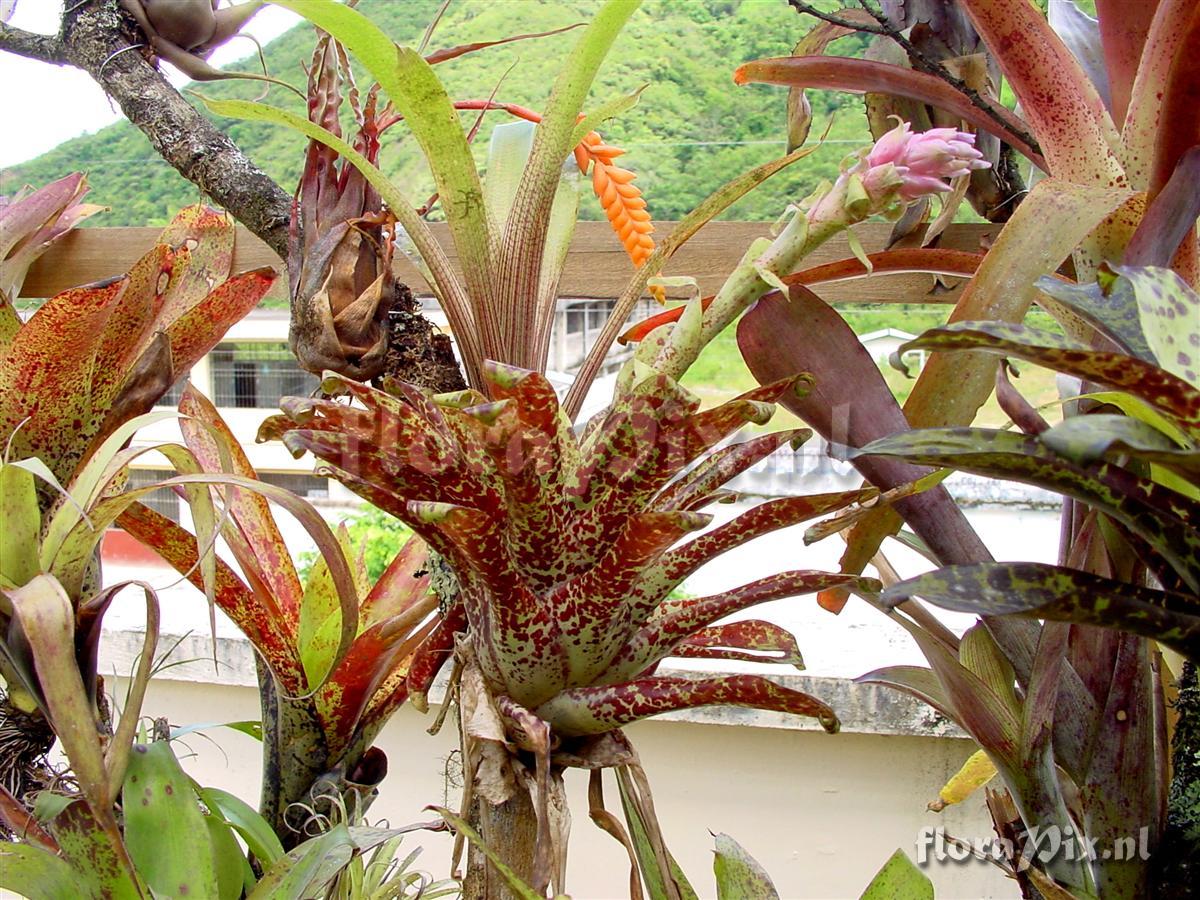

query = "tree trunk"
463;782;541;900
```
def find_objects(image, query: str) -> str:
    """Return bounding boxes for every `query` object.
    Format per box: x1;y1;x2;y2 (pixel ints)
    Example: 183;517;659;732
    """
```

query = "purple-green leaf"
881;562;1200;661
896;320;1200;433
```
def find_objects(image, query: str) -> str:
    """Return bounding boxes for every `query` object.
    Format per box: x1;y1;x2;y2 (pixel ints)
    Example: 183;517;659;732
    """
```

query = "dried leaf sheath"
272;364;875;737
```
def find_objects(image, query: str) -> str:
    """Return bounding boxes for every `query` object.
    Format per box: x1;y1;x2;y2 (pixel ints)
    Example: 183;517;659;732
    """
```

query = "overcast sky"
0;2;303;168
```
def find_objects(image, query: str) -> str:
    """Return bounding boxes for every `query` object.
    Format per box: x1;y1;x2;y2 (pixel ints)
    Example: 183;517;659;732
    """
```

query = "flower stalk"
638;121;989;381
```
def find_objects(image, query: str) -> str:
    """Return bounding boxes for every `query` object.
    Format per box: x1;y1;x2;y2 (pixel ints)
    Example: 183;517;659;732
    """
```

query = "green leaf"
712;833;780;900
882;562;1200;663
205;811;255;900
570;84;649;147
171;720;263;741
1034;273;1152;361
614;771;699;900
853;426;1200;590
0;841;90;900
494;0;641;366
197;785;285;869
298;525;350;689
0;461;41;587
1039;414;1200;477
31;790;74;824
248;824;356;900
7;576;110;811
859;848;934;900
484;121;538;233
122;741;220;900
1119;264;1200;388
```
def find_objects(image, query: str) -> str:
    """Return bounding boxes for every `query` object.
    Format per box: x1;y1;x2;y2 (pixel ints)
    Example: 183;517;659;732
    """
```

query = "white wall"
109;676;1018;900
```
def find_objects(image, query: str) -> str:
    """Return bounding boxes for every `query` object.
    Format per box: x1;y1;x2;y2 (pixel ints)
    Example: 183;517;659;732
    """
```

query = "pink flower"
864;121;990;200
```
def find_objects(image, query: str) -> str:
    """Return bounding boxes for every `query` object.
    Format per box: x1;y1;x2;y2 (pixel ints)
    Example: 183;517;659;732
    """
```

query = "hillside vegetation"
2;0;873;226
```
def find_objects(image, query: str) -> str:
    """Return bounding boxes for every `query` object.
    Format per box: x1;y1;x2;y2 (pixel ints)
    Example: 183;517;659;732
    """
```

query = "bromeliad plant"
196;1;1017;894
847;263;1200;897
708;7;1200;890
262;1;649;387
732;0;1200;593
0;201;277;813
0;573;454;900
117;386;453;844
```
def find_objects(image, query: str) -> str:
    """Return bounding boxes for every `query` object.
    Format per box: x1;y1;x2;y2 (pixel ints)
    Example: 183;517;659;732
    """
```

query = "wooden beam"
21;220;995;304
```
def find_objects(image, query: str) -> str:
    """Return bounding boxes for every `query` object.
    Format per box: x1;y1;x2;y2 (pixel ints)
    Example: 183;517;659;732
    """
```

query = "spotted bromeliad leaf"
262;362;880;738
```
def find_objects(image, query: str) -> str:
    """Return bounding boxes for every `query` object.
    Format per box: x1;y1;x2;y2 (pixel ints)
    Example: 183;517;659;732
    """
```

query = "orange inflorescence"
576;131;654;268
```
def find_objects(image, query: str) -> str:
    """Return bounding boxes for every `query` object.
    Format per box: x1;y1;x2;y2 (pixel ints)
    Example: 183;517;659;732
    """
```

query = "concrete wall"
106;674;1017;900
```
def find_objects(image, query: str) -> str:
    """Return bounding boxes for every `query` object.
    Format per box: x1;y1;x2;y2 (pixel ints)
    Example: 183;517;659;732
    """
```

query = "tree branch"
0;22;69;65
58;0;292;258
788;0;1043;162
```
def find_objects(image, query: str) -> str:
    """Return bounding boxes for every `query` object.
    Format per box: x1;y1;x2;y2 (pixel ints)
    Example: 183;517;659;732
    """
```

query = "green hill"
1;0;873;227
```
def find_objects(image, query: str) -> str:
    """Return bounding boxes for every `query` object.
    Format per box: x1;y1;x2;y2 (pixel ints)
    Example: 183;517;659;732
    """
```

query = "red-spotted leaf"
671;620;805;668
957;0;1122;183
533;674;840;737
0;172;103;305
733;56;1045;167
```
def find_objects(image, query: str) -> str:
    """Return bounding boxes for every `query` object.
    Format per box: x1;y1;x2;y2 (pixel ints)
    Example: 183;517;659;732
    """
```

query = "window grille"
210;343;319;408
258;471;330;500
122;469;181;523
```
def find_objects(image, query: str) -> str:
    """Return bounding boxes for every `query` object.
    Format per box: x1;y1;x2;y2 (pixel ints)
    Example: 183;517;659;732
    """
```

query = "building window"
258;471;330;501
210;342;319;409
154;376;188;409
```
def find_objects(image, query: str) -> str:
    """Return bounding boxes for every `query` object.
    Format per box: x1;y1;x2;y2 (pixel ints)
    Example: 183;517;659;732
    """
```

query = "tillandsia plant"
117;386;453;846
274;0;646;387
0;202;277;818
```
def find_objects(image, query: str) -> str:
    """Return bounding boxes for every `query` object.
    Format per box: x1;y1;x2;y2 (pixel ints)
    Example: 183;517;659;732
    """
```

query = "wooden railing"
21;220;994;306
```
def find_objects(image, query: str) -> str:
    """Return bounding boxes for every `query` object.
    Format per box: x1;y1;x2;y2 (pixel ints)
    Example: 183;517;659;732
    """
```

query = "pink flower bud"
863;121;990;200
